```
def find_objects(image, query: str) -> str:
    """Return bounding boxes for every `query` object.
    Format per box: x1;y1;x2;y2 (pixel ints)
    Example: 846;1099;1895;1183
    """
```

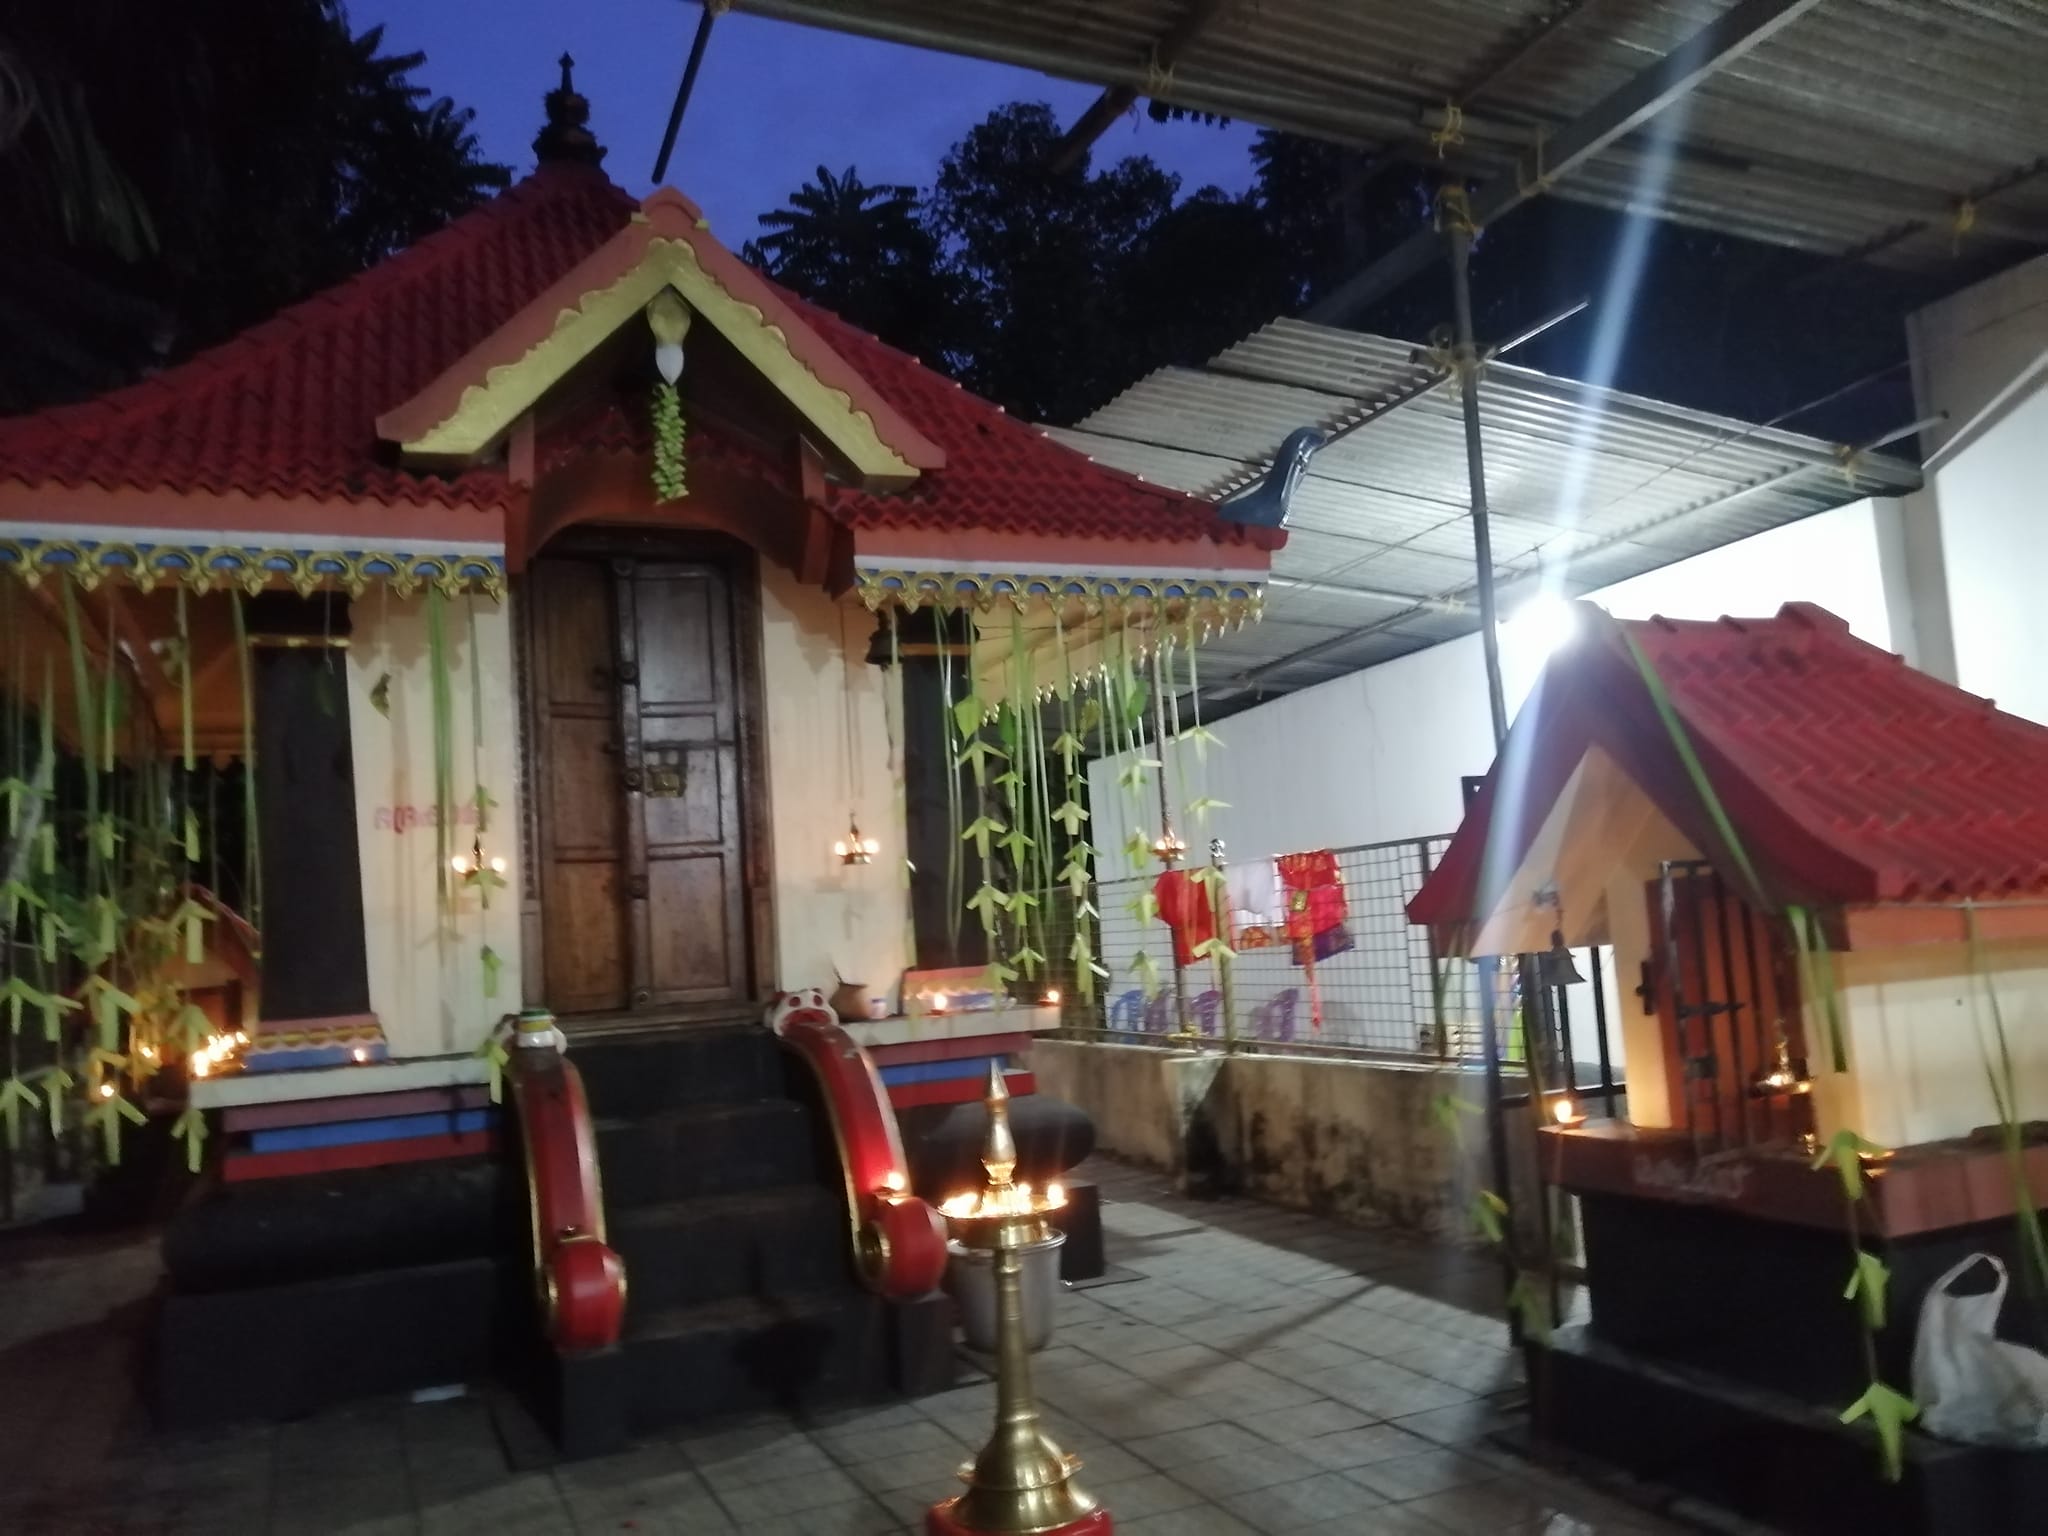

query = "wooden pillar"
247;594;370;1022
886;611;989;972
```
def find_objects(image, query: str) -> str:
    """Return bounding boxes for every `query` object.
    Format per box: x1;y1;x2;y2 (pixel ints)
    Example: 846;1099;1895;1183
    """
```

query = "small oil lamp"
1749;1033;1813;1098
834;813;880;866
449;834;508;880
1151;824;1186;865
1550;1094;1586;1128
928;1065;1103;1536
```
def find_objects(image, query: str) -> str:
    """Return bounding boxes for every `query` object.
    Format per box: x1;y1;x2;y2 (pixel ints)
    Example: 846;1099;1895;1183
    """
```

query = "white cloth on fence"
1913;1252;2048;1448
1225;857;1282;934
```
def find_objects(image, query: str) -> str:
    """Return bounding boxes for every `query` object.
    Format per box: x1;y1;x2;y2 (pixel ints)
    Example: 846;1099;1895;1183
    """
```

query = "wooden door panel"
634;571;720;707
639;733;724;847
628;563;747;1007
544;862;628;1013
537;559;613;707
545;716;623;853
647;855;736;999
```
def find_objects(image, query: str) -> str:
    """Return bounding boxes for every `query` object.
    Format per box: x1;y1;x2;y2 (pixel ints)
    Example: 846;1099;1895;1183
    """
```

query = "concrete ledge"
1033;1039;1536;1239
191;1054;493;1109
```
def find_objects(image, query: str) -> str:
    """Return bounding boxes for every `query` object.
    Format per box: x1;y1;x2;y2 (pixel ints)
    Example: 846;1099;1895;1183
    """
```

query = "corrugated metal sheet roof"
1055;316;1921;698
723;0;2048;273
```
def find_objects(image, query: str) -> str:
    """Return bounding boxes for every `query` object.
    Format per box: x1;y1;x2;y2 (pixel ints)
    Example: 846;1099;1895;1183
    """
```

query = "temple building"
0;70;1275;1446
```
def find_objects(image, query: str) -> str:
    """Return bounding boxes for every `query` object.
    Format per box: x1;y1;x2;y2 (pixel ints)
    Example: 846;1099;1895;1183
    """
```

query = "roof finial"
535;51;607;168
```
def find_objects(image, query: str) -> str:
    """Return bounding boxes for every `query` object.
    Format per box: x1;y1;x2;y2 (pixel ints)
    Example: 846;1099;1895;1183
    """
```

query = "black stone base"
1052;1181;1104;1282
1534;1324;2048;1536
155;1257;510;1430
551;1345;631;1461
890;1290;958;1399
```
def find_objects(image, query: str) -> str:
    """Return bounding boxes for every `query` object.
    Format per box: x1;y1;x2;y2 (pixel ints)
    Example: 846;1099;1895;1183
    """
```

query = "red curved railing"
509;1043;626;1351
769;991;948;1299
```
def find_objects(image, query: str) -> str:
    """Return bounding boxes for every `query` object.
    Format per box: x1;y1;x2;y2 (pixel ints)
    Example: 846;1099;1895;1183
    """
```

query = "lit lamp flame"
1551;1095;1585;1127
1043;988;1061;1007
1152;826;1187;865
834;814;880;866
1749;1036;1813;1098
930;992;950;1014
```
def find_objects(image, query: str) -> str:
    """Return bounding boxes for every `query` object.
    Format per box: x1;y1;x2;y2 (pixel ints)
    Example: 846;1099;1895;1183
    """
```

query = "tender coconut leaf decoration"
647;289;692;503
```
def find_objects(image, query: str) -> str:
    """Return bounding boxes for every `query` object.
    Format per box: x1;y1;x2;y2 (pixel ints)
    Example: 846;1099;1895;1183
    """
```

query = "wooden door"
528;554;752;1018
615;560;749;1007
1641;866;1809;1149
530;559;629;1013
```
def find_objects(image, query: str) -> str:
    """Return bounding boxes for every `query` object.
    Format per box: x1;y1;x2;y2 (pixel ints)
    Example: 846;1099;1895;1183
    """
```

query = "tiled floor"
0;1160;1699;1534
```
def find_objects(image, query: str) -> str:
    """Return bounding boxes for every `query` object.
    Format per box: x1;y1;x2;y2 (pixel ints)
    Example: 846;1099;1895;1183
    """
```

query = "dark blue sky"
366;1;1260;240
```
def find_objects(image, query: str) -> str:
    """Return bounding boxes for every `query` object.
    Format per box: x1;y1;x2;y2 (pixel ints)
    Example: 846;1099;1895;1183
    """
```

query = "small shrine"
1409;601;2048;1533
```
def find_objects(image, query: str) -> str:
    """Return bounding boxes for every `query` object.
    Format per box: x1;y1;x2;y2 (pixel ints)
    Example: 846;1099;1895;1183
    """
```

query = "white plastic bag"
1912;1252;2048;1448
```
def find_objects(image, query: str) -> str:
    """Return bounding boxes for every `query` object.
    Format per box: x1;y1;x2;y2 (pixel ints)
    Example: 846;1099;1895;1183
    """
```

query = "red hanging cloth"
1153;868;1216;967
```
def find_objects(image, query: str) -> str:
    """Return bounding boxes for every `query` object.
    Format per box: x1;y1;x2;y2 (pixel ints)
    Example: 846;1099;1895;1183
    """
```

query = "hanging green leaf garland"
425;587;457;918
651;383;686;502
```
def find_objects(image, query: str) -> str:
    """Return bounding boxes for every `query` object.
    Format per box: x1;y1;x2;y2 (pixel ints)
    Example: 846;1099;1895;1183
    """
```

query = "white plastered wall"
347;593;523;1059
1819;939;2048;1149
1903;253;2048;725
757;563;910;1007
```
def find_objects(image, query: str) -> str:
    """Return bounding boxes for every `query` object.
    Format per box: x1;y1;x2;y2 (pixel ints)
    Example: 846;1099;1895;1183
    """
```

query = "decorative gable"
374;188;946;489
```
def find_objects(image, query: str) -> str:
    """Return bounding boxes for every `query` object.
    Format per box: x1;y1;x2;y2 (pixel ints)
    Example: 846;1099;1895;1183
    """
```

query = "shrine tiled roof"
0;163;1273;552
1410;603;2048;924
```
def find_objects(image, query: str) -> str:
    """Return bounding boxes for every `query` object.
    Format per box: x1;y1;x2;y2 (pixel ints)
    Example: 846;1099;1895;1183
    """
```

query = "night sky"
364;1;1259;239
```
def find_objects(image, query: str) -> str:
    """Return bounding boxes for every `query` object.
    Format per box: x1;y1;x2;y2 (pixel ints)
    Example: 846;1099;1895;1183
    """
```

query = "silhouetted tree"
0;1;509;413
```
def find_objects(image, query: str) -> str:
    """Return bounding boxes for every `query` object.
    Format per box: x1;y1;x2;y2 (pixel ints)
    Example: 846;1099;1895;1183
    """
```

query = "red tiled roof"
0;164;1271;552
1409;603;2048;930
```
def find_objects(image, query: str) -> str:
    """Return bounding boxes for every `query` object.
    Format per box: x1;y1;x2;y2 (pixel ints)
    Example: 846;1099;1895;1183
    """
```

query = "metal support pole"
1209;838;1237;1050
1475;955;1521;1344
1152;675;1193;1042
652;5;720;182
1448;205;1511;750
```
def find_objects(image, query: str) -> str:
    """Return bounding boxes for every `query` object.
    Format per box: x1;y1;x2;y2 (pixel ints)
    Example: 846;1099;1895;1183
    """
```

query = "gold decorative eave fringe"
0;539;506;601
853;566;1265;628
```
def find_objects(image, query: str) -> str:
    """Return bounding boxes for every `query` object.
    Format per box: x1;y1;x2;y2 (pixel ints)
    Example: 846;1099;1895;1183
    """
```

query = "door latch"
645;746;685;798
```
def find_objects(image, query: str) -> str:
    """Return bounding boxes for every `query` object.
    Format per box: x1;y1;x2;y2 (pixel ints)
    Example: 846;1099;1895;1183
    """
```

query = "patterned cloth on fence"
1154;867;1217;966
1276;850;1347;944
1291;921;1355;967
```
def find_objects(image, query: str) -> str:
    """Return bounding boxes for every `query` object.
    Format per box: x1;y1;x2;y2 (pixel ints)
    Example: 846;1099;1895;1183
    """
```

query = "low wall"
1034;1039;1537;1242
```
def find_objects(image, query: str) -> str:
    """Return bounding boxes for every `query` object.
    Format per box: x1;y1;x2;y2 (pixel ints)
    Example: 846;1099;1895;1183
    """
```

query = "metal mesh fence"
1038;834;1625;1078
1058;836;1488;1059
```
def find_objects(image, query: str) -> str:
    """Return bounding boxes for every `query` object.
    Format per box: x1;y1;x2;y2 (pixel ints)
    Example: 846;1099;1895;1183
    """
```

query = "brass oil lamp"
927;1066;1108;1535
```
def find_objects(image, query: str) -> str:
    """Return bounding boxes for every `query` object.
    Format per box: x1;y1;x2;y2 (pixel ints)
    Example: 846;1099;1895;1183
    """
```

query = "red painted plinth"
925;1500;1113;1535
